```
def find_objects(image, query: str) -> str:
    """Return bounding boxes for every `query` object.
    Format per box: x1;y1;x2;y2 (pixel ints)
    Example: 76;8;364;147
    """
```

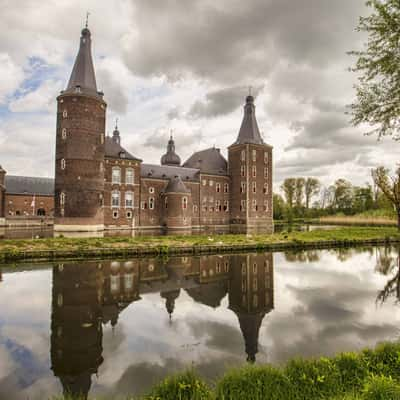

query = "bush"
361;375;400;400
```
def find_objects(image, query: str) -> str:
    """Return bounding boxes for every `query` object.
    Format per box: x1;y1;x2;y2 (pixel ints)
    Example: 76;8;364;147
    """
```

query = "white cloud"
0;53;24;104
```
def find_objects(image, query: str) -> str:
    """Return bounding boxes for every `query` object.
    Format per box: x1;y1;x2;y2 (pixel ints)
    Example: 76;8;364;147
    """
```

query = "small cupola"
112;118;121;145
161;133;181;166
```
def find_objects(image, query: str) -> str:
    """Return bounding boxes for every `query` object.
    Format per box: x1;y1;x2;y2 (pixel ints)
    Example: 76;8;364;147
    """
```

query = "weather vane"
85;11;90;28
248;86;252;96
115;117;119;129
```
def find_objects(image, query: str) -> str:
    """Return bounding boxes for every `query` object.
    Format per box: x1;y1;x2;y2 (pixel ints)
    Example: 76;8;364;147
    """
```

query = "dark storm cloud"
188;86;263;119
97;68;129;114
124;0;365;84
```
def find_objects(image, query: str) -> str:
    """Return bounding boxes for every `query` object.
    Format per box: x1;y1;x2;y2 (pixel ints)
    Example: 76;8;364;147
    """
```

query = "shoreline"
0;227;399;264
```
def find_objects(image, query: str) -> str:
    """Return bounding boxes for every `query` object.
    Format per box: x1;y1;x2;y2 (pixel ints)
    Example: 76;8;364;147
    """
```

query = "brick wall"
5;193;54;216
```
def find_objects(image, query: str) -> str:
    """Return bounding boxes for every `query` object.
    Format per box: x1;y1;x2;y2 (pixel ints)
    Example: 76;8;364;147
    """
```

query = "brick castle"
0;26;273;234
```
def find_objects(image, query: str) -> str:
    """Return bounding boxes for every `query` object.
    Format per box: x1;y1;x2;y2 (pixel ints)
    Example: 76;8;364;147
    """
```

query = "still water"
0;246;399;399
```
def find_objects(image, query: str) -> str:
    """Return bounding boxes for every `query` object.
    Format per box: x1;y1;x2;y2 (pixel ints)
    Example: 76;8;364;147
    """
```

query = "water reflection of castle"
50;253;274;398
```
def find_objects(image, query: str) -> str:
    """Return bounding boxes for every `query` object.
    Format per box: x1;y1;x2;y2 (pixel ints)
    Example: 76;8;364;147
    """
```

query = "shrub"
361;375;400;400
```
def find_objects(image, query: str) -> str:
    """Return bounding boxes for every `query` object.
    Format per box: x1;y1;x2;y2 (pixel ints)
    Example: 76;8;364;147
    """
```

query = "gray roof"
232;95;264;146
165;175;191;194
105;137;141;161
141;163;200;182
5;175;54;196
64;28;100;97
183;147;228;176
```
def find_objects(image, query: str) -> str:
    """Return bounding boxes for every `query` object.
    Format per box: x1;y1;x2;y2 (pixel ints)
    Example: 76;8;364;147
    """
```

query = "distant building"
0;25;273;234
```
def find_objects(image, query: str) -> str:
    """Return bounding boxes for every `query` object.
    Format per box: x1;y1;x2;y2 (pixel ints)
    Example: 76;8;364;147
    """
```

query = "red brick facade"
5;193;54;217
0;167;5;220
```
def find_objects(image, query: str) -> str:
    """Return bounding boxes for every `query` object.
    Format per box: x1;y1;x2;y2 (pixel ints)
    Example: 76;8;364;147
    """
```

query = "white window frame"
252;182;257;193
224;183;229;193
182;196;188;209
60;192;65;206
252;149;257;162
252;166;257;178
61;159;66;170
62;109;68;118
241;149;246;162
126;168;134;185
149;197;154;210
61;128;67;140
111;190;120;208
264;151;269;163
241;165;245;177
125;191;133;208
149;187;155;194
216;183;220;193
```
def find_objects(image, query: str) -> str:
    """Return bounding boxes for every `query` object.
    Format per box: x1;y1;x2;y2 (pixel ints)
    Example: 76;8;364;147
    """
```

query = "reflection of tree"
376;247;400;304
284;250;320;263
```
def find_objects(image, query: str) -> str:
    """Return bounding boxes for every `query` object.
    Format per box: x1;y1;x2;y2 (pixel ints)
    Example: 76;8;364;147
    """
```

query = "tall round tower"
54;26;106;232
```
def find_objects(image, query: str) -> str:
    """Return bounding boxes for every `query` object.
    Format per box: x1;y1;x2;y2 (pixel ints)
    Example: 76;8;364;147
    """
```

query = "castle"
0;25;273;234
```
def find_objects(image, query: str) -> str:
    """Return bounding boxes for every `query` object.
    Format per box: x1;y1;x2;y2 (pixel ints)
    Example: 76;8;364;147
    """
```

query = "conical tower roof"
233;95;264;146
164;175;190;194
65;27;100;97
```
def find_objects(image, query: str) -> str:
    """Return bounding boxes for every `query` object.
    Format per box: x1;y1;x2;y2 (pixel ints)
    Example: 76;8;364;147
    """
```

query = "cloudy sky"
0;0;398;190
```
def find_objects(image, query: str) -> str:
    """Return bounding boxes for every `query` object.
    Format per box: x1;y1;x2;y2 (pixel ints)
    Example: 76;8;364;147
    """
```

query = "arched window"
252;166;257;177
241;149;246;162
125;192;133;208
149;197;154;210
263;183;268;194
62;109;68;118
61;159;66;170
224;183;229;193
264;151;269;163
61;128;67;139
252;149;257;162
182;196;188;209
112;167;121;184
126;168;134;184
111;190;120;207
252;182;257;193
60;192;65;206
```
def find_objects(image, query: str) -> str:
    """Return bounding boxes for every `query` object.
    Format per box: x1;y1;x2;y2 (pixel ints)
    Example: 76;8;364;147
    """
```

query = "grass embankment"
53;341;400;400
1;227;400;263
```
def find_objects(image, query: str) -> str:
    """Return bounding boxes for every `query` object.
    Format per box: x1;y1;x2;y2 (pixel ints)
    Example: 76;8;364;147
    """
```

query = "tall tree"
281;178;296;209
294;178;306;209
372;166;400;229
305;178;321;209
333;179;354;211
349;0;400;140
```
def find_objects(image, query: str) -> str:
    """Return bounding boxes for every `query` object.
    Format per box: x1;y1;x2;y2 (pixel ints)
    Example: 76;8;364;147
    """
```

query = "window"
252;166;257;178
252;149;257;162
112;191;120;207
263;200;269;212
112;209;119;219
100;133;104;144
125;192;133;208
60;192;65;206
241;149;246;162
264;167;268;179
253;277;258;291
165;197;168;209
149;197;154;210
126;210;133;219
224;183;229;193
240;182;246;193
62;109;67;118
149;187;155;194
216;183;220;193
126;168;134;184
61;128;67;139
223;200;229;212
252;199;258;211
264;151;269;163
209;180;214;187
100;162;104;173
112;167;121;184
216;200;221;212
252;182;257;193
240;200;246;211
202;179;207;186
61;159;66;170
263;183;268;195
241;165;245;177
182;196;188;209
141;201;147;210
253;263;258;274
193;204;198;213
216;262;221;273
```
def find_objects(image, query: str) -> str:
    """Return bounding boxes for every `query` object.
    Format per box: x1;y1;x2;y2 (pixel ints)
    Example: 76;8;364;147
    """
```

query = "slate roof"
183;147;228;176
164;175;191;194
5;176;54;196
232;95;265;146
65;28;99;97
141;164;200;182
105;137;141;161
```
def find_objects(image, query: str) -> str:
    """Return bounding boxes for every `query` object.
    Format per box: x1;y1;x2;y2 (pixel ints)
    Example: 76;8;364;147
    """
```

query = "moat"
0;246;399;399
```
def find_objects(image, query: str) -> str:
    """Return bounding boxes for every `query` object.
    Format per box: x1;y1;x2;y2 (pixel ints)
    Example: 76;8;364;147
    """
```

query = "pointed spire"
66;23;99;97
233;94;264;145
112;118;120;144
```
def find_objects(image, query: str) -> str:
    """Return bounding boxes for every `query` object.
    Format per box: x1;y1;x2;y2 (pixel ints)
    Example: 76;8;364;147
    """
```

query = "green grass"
49;342;400;399
1;226;399;263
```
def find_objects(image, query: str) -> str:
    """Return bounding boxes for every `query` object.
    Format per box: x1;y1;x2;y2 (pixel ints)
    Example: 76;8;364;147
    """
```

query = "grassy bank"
1;227;400;263
52;341;400;399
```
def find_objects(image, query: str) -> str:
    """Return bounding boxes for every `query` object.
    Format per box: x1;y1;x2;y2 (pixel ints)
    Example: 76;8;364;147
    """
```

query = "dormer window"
75;86;81;93
120;152;126;159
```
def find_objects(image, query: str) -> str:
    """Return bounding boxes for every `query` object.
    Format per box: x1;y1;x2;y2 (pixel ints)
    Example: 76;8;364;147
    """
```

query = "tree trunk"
398;210;400;231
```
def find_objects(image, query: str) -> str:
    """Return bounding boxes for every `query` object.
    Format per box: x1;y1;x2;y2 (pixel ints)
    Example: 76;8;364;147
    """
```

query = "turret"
161;134;181;166
0;165;6;225
54;25;106;232
162;175;192;231
228;94;273;234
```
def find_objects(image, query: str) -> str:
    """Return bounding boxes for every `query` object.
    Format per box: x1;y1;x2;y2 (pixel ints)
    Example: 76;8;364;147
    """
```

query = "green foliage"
361;375;400;400
145;370;211;400
349;0;400;140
